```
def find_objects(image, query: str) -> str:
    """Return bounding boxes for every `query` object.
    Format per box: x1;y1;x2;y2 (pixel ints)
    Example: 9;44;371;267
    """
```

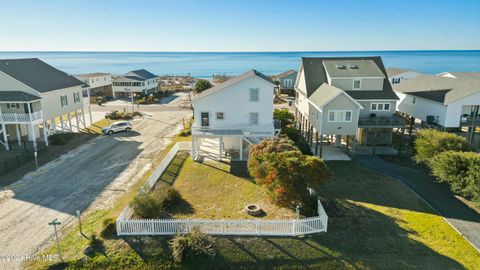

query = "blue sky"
0;0;479;51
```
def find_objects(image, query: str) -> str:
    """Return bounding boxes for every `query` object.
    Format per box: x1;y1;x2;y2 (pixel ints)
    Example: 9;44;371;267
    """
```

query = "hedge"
414;129;471;164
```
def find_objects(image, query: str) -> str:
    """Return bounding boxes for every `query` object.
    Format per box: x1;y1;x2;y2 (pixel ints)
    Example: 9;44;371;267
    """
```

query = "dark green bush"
169;227;216;263
283;126;313;155
429;151;480;203
131;186;182;218
49;133;75;145
414;129;471;164
274;108;294;127
100;217;116;238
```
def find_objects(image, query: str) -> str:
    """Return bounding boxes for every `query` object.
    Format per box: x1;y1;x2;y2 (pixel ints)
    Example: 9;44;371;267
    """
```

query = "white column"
51;118;57;134
60;115;65;132
28;124;37;151
68;113;72;132
81;108;87;129
87;88;93;125
191;136;196;159
2;123;9;151
239;136;243;160
75;110;80;132
219;136;223;161
15;124;21;146
43;121;49;146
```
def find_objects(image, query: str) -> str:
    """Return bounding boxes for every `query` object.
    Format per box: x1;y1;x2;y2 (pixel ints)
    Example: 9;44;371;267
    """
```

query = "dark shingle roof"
275;69;297;79
407;90;450;103
127;69;157;80
0;58;84;93
300;56;398;100
0;91;41;102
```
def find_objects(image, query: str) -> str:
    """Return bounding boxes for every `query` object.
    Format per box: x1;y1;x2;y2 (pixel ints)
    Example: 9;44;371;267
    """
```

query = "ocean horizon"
1;50;479;78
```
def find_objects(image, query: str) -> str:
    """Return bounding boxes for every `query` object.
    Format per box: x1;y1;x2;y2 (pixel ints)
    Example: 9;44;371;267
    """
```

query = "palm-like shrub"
170;227;216;263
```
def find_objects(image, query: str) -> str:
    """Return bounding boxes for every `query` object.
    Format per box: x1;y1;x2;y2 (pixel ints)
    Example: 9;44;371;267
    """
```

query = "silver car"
102;121;132;135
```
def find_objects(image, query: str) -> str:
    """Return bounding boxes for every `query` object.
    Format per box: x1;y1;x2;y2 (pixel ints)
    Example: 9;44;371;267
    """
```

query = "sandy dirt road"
0;107;191;269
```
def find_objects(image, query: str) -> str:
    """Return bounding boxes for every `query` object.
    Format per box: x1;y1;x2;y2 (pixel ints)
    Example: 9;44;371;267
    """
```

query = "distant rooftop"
386;68;417;77
75;72;110;78
437;72;480;81
126;69;157;80
274;69;297;79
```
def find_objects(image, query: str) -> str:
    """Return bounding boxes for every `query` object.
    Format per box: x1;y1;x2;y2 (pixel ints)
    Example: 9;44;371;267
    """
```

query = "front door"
201;112;209;127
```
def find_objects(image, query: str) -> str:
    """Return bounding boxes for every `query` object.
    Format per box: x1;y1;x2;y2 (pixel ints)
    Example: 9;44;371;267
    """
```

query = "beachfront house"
0;58;88;151
394;73;480;142
191;69;280;161
386;68;422;85
112;69;159;98
74;72;112;97
295;57;405;156
273;69;298;95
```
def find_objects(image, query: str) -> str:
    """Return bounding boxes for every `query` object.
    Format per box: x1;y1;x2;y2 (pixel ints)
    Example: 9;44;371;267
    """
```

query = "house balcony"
0;111;43;124
460;115;480;127
192;122;277;138
358;114;405;128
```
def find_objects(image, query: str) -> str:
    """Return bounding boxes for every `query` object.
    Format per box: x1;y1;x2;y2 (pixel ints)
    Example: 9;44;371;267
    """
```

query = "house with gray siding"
295;57;404;156
273;70;297;95
0;58;88;151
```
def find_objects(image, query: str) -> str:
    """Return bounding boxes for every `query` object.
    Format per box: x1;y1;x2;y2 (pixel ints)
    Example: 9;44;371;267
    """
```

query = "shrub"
131;186;182;218
414;129;471;164
49;133;75;145
274;108;294;127
169;227;216;263
283;126;313;155
100;217;116;238
429;151;480;202
180;117;193;137
248;137;330;208
194;80;212;93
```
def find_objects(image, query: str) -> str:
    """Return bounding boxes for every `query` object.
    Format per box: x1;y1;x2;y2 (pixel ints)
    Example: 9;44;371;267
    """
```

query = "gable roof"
195;70;274;101
0;91;41;102
74;72;110;78
274;69;297;79
394;74;480;104
126;69;157;80
386;68;416;77
323;59;385;78
0;58;84;93
308;83;363;109
299;57;398;100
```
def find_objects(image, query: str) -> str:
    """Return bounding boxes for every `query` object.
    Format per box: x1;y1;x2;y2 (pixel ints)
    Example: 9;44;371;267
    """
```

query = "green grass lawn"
165;157;296;219
28;158;480;269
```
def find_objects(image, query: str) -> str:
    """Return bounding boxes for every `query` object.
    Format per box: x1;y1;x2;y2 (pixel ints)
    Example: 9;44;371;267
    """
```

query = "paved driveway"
0;107;190;269
354;155;480;252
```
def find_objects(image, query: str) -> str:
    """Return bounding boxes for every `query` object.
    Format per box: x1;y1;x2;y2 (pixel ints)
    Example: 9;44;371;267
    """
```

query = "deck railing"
358;115;405;128
0;111;43;123
116;142;328;236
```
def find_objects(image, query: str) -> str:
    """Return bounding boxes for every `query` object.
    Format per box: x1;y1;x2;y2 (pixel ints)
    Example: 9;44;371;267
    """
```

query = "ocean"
0;51;479;77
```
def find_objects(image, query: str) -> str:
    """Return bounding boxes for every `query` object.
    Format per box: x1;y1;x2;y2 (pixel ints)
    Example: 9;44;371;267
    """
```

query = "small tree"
274;108;294;128
414;129;471;164
170;227;216;263
194;79;213;94
429;151;480;202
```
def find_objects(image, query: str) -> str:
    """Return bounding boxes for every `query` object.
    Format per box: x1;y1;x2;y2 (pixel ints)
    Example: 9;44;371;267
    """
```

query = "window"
353;79;361;89
249;112;259;125
283;79;293;87
370;103;391;111
6;103;19;109
60;95;68;107
249;88;259;102
216;112;224;120
73;92;81;103
327;110;353;122
392;78;401;84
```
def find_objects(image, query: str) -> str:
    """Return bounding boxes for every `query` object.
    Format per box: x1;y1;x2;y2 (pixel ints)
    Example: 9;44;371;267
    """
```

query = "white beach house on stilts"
0;58;88;151
191;70;280;161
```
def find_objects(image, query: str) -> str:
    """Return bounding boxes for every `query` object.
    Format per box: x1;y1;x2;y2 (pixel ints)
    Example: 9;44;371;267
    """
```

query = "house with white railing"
0;58;87;151
191;70;280;161
112;69;159;98
295;57;405;156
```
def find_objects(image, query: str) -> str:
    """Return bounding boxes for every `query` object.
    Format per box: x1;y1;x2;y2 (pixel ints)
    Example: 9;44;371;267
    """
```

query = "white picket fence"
116;141;328;236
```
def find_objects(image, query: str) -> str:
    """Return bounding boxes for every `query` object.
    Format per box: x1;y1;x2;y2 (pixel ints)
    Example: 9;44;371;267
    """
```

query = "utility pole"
48;219;63;262
76;210;85;238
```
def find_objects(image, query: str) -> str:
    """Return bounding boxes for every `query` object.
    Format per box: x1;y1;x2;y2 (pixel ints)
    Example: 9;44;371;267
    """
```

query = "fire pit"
245;204;263;216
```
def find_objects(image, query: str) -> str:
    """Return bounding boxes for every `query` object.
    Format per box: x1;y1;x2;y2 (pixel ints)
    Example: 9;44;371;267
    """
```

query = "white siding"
193;76;274;133
396;92;447;126
445;92;480;127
